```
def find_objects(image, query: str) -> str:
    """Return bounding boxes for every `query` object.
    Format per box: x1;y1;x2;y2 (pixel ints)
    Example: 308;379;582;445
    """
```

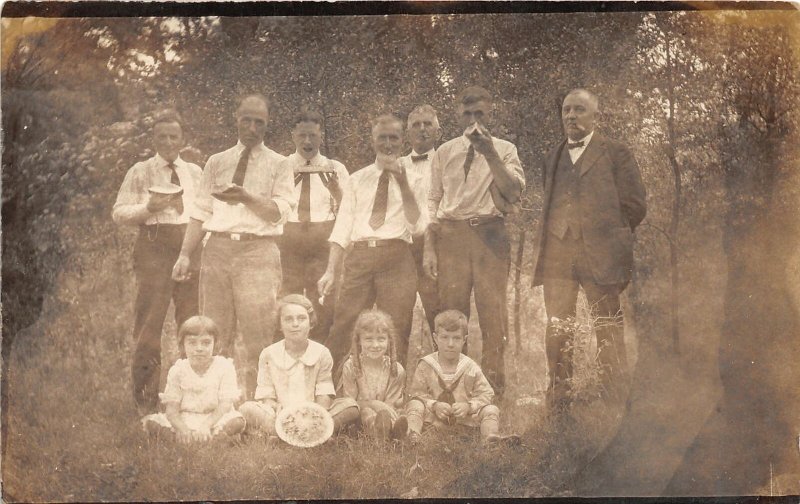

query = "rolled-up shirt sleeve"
328;176;355;249
503;143;526;193
192;156;215;222
408;170;429;236
112;163;152;225
428;148;444;224
268;155;296;225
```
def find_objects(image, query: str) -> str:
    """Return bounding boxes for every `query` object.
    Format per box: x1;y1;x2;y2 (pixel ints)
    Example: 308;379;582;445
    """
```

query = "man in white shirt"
318;114;427;377
171;94;294;398
532;89;646;408
401;104;442;336
424;86;526;397
112;109;202;415
278;111;349;342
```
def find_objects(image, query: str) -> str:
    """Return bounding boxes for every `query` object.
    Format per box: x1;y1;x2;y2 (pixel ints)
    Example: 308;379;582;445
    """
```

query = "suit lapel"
578;133;604;177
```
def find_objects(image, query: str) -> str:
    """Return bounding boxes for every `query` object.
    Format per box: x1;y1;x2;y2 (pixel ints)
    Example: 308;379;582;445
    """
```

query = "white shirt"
112;154;202;226
282;152;350;223
401;147;435;203
567;130;595;164
429;135;525;222
192;142;293;236
328;159;428;249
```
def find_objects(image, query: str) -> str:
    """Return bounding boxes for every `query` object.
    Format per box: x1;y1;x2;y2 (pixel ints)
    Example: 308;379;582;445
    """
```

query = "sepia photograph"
2;1;800;500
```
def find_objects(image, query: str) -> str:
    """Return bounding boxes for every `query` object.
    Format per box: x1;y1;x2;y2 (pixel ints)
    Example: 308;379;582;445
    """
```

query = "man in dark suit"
532;89;646;407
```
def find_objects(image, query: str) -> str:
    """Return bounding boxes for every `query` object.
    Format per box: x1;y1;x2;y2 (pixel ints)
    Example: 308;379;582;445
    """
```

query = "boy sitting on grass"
405;309;519;446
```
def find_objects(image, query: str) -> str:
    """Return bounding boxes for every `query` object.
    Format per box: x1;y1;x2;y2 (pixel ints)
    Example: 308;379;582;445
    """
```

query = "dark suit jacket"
532;132;646;287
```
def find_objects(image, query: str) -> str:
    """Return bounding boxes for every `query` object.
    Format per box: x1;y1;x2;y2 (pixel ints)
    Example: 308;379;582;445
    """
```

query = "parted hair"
433;309;469;336
152;109;185;132
292;110;324;128
277;294;318;330
348;309;400;378
178;315;220;357
456;85;492;106
371;113;404;136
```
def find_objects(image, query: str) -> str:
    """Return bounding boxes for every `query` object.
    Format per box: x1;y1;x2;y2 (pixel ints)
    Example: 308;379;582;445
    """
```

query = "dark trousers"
325;241;417;381
437;218;510;396
131;224;199;414
410;235;440;336
278;221;336;342
541;231;628;406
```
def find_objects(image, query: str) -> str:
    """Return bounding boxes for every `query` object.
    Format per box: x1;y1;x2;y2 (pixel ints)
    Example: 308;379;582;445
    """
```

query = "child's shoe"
483;433;522;448
374;410;392;440
390;415;408;440
408;431;422;446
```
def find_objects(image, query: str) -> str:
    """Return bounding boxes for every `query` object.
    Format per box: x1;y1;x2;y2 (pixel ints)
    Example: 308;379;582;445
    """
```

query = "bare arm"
172;218;205;281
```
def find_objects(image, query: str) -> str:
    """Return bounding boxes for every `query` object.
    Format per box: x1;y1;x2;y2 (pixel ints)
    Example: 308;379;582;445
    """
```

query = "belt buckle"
468;217;480;227
367;239;377;248
230;233;242;241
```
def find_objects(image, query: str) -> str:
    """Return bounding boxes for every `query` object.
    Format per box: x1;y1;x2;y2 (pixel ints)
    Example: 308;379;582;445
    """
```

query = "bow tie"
411;153;428;162
567;141;585;149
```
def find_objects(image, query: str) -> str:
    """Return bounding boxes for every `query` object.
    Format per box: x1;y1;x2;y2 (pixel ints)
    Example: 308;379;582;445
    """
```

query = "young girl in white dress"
142;316;245;443
339;309;408;440
239;294;359;438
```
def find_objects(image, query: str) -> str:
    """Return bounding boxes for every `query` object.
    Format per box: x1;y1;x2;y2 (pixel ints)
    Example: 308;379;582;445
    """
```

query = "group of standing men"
114;85;645;415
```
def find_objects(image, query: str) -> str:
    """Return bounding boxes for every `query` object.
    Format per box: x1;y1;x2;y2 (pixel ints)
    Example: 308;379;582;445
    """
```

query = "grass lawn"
2;221;624;501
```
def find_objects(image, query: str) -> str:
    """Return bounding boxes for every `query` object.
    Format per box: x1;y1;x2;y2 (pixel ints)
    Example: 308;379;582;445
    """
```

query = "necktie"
298;160;312;222
232;146;252;186
567;141;585;149
463;144;475;180
411;153;428;163
167;162;184;214
369;170;391;230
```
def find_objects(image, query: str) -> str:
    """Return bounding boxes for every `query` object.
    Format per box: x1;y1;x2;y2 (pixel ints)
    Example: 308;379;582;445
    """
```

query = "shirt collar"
568;130;594;146
410;147;436;158
292;151;324;166
154;153;182;168
272;339;324;369
236;140;267;153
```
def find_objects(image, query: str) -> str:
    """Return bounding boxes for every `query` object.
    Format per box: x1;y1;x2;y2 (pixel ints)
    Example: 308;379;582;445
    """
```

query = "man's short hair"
152;109;185;132
371;114;404;136
408;104;440;128
434;309;468;335
457;86;492;106
292;110;324;129
236;93;270;113
565;88;600;112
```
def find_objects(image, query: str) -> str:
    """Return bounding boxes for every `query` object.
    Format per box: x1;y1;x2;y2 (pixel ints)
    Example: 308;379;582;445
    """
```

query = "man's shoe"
483;433;522;448
390;415;408;440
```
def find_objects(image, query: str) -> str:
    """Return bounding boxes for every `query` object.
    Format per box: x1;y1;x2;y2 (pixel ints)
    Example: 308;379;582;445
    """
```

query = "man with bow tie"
424;86;525;397
532;88;646;408
318;114;428;377
278;110;349;342
113;109;202;415
400;104;442;336
171;94;294;398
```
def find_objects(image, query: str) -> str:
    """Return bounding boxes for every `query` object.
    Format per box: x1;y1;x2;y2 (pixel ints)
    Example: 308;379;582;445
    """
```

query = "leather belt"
352;239;407;249
210;231;273;242
443;215;504;227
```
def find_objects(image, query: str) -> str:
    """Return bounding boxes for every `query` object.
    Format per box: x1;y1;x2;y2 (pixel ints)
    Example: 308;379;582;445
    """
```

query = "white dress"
142;356;243;434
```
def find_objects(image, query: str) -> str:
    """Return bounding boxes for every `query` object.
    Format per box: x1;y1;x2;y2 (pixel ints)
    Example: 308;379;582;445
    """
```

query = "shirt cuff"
316;382;336;397
191;201;212;222
271;198;291;225
254;386;276;402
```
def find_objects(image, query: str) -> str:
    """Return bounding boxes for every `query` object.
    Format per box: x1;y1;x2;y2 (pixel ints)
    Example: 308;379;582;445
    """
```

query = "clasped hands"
432;401;471;424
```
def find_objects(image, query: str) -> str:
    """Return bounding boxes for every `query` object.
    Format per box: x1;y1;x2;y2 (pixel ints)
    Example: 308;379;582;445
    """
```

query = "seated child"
240;294;359;438
406;309;518;446
340;309;408;440
142;316;245;443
